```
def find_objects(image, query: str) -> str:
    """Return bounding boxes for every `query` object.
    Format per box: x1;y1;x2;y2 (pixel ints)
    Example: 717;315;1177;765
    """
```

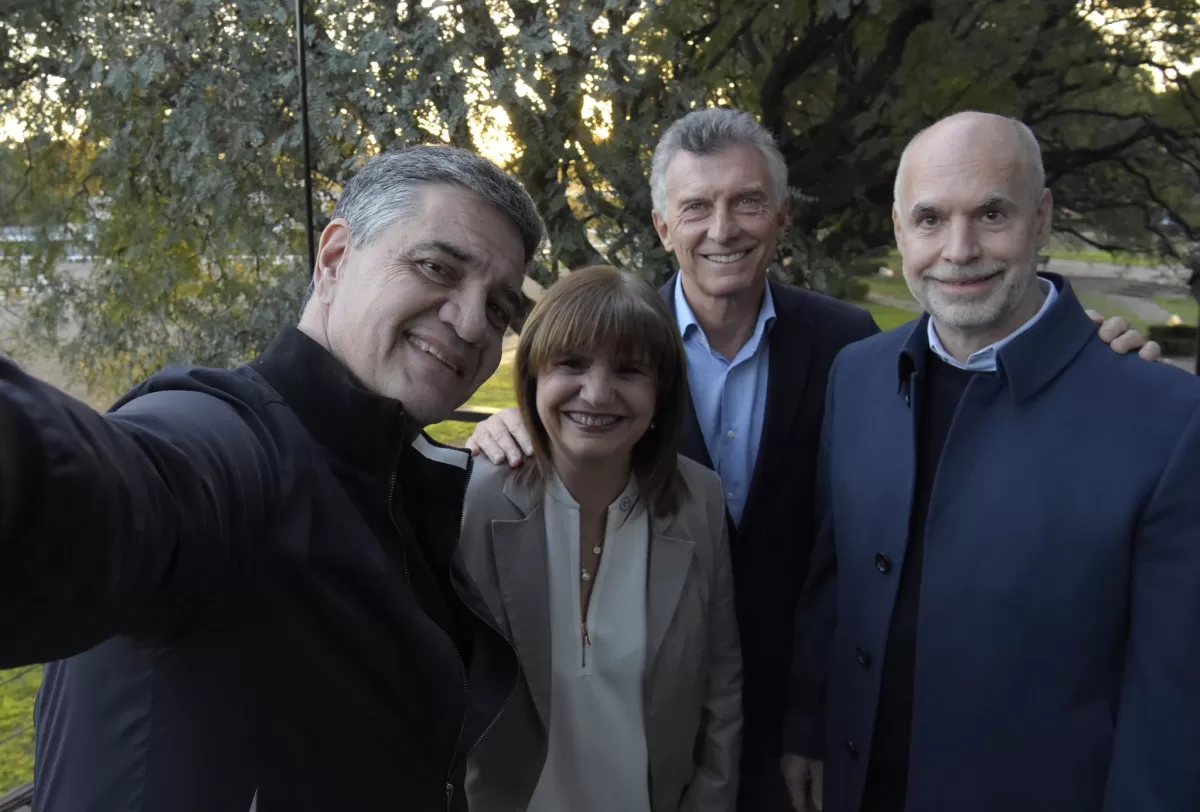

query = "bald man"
783;111;1200;812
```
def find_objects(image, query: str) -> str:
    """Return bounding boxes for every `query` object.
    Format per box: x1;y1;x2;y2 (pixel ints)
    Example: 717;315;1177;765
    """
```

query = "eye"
617;362;647;377
486;300;513;329
982;209;1005;223
556;355;586;372
682;202;706;213
918;215;939;228
420;259;450;277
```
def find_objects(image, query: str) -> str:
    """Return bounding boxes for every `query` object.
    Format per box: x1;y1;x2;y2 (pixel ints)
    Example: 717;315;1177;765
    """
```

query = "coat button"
846;740;859;760
856;647;872;668
875;553;892;574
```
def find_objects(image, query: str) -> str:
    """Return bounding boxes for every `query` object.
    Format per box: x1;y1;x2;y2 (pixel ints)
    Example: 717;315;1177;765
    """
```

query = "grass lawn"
865;302;919;332
426;362;518;447
1042;248;1172;268
1154;295;1199;326
0;666;40;794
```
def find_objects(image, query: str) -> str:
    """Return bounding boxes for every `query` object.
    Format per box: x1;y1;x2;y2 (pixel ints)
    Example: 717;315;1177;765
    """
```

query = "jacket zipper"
445;454;521;807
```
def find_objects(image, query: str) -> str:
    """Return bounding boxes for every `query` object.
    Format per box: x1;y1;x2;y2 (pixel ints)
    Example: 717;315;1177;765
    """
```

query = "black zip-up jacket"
0;328;518;811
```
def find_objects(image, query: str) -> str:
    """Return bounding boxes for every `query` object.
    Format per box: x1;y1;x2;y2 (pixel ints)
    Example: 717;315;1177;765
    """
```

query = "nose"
441;289;489;345
707;204;740;244
579;365;616;405
941;216;981;266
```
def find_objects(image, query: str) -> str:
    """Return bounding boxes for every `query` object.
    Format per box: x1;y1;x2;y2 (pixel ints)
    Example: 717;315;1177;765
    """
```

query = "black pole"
296;0;316;277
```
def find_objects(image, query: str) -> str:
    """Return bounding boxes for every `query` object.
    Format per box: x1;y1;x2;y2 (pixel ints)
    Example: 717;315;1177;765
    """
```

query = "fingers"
465;409;530;467
1085;309;1104;326
781;755;810;812
1138;339;1163;362
498;407;534;457
1096;315;1130;345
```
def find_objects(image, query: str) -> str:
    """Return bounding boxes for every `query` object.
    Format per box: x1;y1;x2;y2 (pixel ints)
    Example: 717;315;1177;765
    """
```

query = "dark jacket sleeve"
0;356;281;667
1103;403;1200;810
783;353;843;759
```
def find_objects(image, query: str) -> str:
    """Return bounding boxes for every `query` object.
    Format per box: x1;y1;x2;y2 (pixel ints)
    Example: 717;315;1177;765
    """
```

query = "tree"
1;0;1197;398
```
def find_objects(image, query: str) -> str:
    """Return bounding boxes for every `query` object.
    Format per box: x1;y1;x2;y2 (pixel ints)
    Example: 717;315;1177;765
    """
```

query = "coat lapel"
659;274;716;471
740;283;813;538
492;479;552;729
645;513;696;675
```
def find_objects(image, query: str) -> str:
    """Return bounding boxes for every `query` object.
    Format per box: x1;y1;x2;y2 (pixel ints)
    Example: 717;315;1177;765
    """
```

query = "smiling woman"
458;265;743;812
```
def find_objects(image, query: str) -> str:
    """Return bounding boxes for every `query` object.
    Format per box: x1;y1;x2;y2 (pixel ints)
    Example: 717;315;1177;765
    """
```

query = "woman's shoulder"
464;456;529;518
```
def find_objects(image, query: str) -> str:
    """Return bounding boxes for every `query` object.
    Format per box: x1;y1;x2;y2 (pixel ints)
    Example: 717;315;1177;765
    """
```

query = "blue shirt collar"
927;276;1058;372
673;272;777;360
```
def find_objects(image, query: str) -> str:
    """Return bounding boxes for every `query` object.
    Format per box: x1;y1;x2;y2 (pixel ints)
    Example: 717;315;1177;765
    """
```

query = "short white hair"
650;108;789;215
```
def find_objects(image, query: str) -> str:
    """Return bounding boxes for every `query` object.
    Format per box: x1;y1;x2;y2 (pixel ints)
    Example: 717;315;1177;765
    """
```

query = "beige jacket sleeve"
680;490;743;811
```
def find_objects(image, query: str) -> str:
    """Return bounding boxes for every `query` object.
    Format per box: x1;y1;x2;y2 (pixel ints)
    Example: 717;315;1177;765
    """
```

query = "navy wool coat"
787;275;1200;812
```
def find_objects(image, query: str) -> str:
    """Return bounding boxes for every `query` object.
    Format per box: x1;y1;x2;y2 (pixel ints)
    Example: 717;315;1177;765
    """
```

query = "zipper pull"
446;781;454;808
581;622;591;667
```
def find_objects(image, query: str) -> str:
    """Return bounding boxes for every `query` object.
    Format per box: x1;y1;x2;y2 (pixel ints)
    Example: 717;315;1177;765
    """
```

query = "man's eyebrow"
406;240;475;264
909;202;940;219
977;193;1017;210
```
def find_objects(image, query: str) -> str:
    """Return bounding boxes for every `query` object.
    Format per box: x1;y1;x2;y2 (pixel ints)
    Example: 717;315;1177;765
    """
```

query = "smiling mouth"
565;412;624;429
407;334;463;376
935;269;1004;288
704;249;751;264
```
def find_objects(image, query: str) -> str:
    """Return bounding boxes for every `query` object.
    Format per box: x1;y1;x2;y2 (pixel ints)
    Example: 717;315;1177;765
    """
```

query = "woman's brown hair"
513;265;690;517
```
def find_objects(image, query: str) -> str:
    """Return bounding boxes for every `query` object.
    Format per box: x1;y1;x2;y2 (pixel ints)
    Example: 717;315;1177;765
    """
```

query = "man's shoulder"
115;362;283;415
1075;339;1200;417
770;281;880;343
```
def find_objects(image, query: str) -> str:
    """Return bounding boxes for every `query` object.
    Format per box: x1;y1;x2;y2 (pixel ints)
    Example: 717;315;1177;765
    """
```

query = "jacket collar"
249;327;418;477
493;468;695;728
896;273;1095;403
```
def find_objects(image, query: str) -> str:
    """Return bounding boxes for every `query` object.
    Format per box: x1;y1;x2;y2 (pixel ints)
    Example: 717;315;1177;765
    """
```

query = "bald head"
894;112;1045;209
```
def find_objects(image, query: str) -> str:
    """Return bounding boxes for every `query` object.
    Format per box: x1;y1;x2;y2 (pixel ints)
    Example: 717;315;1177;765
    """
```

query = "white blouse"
526;475;652;812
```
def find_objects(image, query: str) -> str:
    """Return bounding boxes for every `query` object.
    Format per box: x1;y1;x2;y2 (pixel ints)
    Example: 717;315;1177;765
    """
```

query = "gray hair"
893;112;1046;205
333;145;545;265
649;108;789;215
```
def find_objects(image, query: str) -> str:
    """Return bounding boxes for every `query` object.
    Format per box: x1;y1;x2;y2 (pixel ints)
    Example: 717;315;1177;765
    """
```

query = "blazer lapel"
492;479;552;729
660;272;715;471
645;514;696;675
740;283;813;536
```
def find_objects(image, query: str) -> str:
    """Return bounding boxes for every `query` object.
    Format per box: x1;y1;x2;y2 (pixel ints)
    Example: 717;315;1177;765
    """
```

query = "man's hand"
1087;310;1162;361
781;754;823;812
465;407;533;467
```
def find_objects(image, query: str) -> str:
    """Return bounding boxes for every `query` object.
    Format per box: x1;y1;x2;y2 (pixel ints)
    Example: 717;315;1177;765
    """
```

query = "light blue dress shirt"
674;274;776;526
927;276;1058;373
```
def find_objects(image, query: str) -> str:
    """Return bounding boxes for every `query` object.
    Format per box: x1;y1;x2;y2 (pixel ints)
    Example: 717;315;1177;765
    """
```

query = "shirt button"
618;498;632;511
727;429;736;439
856;647;872;668
875;553;892;574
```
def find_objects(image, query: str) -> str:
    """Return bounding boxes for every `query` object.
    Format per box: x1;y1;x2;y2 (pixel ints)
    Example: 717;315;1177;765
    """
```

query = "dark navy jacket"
0;328;518;811
787;276;1200;811
660;276;880;810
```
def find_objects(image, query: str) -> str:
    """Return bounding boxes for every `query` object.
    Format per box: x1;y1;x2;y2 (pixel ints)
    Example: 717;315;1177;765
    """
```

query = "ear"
776;197;790;230
892;203;903;246
652;211;673;253
1034;188;1053;250
312;219;352;303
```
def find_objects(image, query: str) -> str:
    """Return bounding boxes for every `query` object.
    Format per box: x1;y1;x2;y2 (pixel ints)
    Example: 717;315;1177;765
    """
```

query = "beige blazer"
460;455;743;811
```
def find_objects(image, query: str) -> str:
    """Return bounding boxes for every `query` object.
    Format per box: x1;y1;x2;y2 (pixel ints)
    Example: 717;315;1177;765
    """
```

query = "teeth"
567;413;620;427
706;250;750;264
409;336;459;373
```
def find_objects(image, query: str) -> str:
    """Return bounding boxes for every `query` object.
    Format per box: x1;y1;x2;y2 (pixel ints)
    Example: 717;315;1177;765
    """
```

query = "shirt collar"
673;272;777;357
927;275;1058;372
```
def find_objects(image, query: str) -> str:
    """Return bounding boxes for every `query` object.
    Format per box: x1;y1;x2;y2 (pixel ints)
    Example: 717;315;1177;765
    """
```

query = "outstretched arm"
0;356;281;667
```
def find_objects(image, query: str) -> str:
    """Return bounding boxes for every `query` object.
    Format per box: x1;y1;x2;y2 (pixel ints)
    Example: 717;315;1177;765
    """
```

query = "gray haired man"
0;146;543;811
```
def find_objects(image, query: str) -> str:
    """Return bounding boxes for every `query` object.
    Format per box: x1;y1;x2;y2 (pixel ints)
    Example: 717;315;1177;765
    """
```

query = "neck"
933;278;1048;363
681;273;766;361
552;451;632;514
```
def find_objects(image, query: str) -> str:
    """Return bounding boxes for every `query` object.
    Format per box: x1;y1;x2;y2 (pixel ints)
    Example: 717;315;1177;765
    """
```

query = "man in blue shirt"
467;108;1157;811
